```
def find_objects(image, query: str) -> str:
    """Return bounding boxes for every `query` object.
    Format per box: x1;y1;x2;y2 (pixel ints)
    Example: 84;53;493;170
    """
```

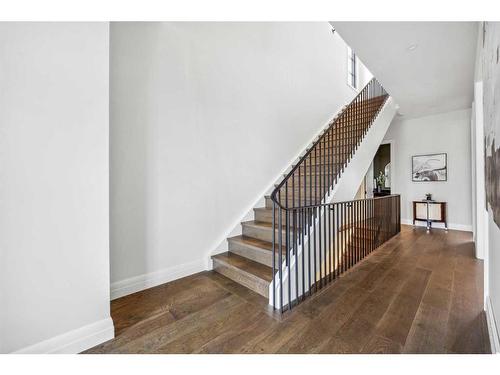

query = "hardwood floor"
84;225;490;354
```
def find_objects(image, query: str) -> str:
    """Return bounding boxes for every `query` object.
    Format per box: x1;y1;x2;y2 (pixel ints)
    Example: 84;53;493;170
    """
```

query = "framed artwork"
412;153;447;182
482;22;500;229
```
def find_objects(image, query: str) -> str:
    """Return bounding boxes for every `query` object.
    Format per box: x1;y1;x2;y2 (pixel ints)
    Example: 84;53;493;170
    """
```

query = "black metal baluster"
329;203;333;281
301;207;305;300
340;203;347;273
315;145;318;206
287;208;291;311
322;134;327;284
278;193;283;312
333;124;337;184
345;202;349;270
292;170;297;306
354;200;358;264
318;205;323;288
272;201;276;310
335;203;339;278
323;199;327;283
367;85;370;131
298;162;301;243
355;96;358;148
294;208;298;305
355;200;358;264
313;206;317;291
362;200;365;259
359;200;362;261
318;136;323;288
360;200;363;261
371;198;374;253
349;202;353;269
340;115;344;174
349;103;353;161
301;157;306;300
364;200;369;256
346;202;350;270
329;128;332;191
285;181;291;311
343;113;346;172
307;207;311;296
322;135;326;200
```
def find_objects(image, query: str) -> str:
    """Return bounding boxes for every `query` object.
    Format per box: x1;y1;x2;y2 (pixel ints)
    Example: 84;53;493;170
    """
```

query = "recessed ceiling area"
331;22;478;118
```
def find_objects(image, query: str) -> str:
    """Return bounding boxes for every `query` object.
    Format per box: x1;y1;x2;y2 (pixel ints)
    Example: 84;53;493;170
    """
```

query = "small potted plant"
376;171;386;193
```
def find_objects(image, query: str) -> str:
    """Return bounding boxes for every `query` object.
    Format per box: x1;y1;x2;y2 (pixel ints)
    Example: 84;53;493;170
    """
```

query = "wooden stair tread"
212;252;273;282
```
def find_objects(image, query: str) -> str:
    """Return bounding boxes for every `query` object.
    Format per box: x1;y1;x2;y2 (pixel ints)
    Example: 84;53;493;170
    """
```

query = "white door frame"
381;139;395;194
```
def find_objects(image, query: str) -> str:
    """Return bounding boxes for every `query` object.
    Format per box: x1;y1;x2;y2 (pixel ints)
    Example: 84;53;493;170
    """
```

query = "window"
347;46;357;89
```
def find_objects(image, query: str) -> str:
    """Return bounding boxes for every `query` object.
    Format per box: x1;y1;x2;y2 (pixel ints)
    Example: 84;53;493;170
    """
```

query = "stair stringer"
269;97;397;307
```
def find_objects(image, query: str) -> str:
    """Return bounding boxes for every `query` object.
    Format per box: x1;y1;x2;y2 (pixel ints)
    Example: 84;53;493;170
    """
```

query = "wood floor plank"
108;295;244;353
153;300;264;353
371;267;431;347
196;311;277;353
445;251;489;353
361;334;402;354
333;267;409;351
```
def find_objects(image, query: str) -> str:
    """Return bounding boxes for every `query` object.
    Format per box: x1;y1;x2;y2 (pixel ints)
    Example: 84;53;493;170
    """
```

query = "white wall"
110;22;371;298
383;109;472;231
0;23;112;353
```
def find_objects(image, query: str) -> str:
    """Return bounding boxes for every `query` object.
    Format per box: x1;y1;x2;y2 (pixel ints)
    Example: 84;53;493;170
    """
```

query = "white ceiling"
331;22;478;118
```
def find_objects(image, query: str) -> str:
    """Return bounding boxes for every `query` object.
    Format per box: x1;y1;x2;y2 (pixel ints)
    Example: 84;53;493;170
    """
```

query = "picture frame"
412;153;447;182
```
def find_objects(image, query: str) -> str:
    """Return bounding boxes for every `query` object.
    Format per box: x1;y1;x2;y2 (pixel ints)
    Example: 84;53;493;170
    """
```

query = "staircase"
211;78;400;306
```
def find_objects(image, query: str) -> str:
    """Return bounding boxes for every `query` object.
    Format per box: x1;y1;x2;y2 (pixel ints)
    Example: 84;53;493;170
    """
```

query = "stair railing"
270;78;397;312
271;195;401;312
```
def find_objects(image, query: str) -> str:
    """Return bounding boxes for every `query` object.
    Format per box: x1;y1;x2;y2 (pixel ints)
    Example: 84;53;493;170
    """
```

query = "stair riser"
265;197;327;209
255;208;317;225
254;208;273;224
255;209;310;224
212;259;269;298
242;224;292;244
228;240;279;267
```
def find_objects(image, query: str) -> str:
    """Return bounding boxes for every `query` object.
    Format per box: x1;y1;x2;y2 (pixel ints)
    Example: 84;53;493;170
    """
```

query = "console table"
412;200;447;231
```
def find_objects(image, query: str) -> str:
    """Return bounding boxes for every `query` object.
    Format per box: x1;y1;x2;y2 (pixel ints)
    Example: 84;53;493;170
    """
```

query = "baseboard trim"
110;259;206;300
401;219;472;232
12;317;114;354
486;296;500;354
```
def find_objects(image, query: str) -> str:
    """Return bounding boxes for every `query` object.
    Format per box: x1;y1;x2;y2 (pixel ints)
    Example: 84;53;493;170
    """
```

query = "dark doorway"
373;143;391;197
